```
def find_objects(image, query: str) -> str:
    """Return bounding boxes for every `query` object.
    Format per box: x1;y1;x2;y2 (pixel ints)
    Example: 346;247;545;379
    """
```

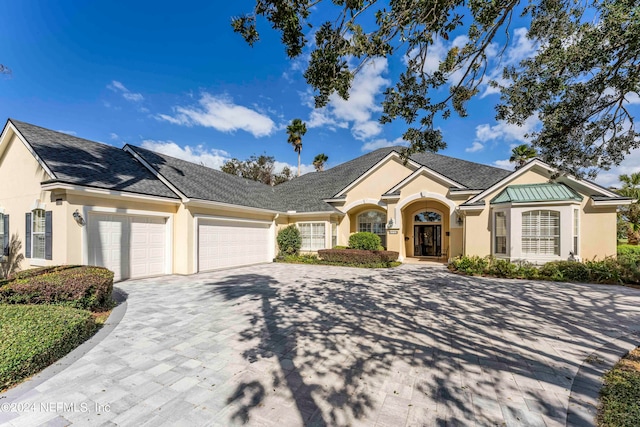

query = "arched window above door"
414;211;442;223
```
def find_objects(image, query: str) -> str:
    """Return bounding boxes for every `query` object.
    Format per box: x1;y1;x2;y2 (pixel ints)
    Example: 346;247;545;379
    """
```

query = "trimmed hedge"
0;266;114;311
0;305;96;391
348;232;381;250
318;248;399;264
278;253;401;268
448;255;640;285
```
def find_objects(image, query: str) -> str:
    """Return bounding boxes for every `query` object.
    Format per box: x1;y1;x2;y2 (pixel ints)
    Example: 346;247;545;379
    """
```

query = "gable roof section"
465;158;622;207
490;183;583;204
8;119;179;199
126;144;283;211
274;147;399;212
409;151;511;190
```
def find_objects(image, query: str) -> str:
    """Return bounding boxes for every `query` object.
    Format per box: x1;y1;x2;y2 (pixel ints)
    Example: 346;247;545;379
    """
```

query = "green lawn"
598;347;640;427
0;304;97;391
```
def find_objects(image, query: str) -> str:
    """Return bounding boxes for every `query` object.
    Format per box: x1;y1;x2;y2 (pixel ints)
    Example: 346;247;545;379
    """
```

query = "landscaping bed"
0;304;97;391
277;253;401;268
0;265;115;391
598;347;640;427
448;255;640;285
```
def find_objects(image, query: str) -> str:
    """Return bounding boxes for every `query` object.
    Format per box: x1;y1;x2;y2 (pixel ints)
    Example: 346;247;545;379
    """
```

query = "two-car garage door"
88;213;167;282
198;218;271;272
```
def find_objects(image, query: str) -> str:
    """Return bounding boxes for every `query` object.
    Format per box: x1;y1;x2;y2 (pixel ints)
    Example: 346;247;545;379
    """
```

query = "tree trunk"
297;152;301;177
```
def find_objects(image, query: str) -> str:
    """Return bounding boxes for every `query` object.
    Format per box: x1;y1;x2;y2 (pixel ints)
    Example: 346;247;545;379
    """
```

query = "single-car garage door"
88;213;167;281
198;218;271;272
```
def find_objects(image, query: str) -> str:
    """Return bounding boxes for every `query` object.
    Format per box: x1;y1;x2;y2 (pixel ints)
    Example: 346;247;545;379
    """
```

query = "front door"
414;225;442;256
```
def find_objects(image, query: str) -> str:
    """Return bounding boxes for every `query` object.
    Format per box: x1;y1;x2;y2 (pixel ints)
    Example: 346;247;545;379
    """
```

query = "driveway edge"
0;287;128;403
565;329;640;427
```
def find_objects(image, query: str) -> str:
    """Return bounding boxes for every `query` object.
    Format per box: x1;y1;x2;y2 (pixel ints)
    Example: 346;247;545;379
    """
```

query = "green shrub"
487;258;519;278
0;266;113;311
318;249;399;265
617;244;640;257
448;255;489;276
279;251;400;268
584;258;623;284
348;232;381;250
0;305;96;391
277;225;302;256
334;245;348;250
538;261;590;282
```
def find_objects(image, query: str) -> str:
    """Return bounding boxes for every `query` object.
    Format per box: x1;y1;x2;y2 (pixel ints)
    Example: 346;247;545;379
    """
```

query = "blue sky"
1;0;638;186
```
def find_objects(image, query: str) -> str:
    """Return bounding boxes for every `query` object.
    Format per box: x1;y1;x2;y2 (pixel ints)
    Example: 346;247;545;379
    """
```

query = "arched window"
414;211;442;222
522;210;560;255
357;210;386;247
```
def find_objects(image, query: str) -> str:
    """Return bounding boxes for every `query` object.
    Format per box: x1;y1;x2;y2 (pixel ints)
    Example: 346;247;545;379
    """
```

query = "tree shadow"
204;266;640;426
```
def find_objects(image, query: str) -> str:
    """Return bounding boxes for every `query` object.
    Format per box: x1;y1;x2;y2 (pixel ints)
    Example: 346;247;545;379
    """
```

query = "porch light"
73;209;85;226
387;218;394;228
456;215;463;226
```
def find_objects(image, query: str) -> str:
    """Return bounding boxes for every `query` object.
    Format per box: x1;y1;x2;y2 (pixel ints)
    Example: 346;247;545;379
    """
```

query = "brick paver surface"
2;263;640;426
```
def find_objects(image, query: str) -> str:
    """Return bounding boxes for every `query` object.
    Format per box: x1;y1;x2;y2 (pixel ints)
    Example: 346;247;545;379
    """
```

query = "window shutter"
45;211;52;260
25;213;31;258
3;215;8;257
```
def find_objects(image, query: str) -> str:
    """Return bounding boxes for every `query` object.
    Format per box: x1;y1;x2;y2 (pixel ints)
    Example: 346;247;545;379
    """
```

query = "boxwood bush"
348;232;381;250
318;249;399;265
277;225;302;256
0;305;96;391
0;266;114;311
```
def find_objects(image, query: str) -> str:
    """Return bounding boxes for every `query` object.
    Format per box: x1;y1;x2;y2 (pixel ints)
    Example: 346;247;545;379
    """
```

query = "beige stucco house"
0;119;631;281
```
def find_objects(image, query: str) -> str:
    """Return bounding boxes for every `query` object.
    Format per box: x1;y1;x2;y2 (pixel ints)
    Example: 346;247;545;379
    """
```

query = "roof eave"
40;181;181;204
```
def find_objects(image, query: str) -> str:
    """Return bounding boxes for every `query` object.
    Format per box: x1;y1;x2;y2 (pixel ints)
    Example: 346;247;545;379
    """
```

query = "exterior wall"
282;213;336;253
0;133;63;269
580;204;617;259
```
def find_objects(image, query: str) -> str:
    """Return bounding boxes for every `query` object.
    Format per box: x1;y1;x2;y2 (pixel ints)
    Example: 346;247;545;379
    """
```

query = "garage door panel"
88;214;167;281
198;219;270;272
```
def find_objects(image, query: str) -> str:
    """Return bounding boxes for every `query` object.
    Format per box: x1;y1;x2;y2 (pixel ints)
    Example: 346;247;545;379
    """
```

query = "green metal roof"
490;183;583;204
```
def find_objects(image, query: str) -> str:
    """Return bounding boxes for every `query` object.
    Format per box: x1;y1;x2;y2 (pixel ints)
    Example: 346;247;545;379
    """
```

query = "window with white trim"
32;209;46;259
357;210;386;247
299;222;326;251
494;212;507;255
522;210;560;256
0;213;5;259
573;209;579;255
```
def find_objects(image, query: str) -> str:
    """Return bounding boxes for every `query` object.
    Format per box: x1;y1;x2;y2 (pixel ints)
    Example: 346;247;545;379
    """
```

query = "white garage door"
88;213;167;281
198;219;271;272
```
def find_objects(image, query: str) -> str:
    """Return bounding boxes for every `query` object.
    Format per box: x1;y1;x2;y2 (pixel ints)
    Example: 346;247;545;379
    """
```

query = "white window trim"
31;208;46;262
493;210;509;257
573;208;580;259
521;210;561;257
297;221;328;252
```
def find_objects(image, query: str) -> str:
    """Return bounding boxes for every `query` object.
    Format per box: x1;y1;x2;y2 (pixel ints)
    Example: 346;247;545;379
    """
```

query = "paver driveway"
2;264;640;427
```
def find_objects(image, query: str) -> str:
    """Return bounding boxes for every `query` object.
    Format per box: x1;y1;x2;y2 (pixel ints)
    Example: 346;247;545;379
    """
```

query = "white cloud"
158;93;276;138
274;160;315;176
140;140;231;170
56;130;76;136
594;148;640;188
109;133;119;140
306;57;390;141
361;137;408;152
465;141;484;153
474;115;541;143
493;159;515;170
107;80;144;102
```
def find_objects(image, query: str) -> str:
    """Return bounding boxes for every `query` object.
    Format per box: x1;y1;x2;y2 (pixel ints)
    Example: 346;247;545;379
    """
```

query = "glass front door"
414;225;442;256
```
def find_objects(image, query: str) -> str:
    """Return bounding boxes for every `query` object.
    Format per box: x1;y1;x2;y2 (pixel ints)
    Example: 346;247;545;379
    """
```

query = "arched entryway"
402;199;450;258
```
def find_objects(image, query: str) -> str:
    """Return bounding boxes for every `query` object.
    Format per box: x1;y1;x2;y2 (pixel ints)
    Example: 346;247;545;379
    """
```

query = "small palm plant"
313;153;328;171
1;234;25;279
286;118;307;177
509;144;537;169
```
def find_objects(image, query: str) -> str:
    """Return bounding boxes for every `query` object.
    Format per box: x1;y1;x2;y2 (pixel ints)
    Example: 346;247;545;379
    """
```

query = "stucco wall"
0;132;64;268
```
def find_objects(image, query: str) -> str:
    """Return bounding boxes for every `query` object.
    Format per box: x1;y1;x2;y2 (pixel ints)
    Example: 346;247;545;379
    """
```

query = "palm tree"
313;153;328;172
286;118;307;177
509;144;538;169
617;172;640;244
